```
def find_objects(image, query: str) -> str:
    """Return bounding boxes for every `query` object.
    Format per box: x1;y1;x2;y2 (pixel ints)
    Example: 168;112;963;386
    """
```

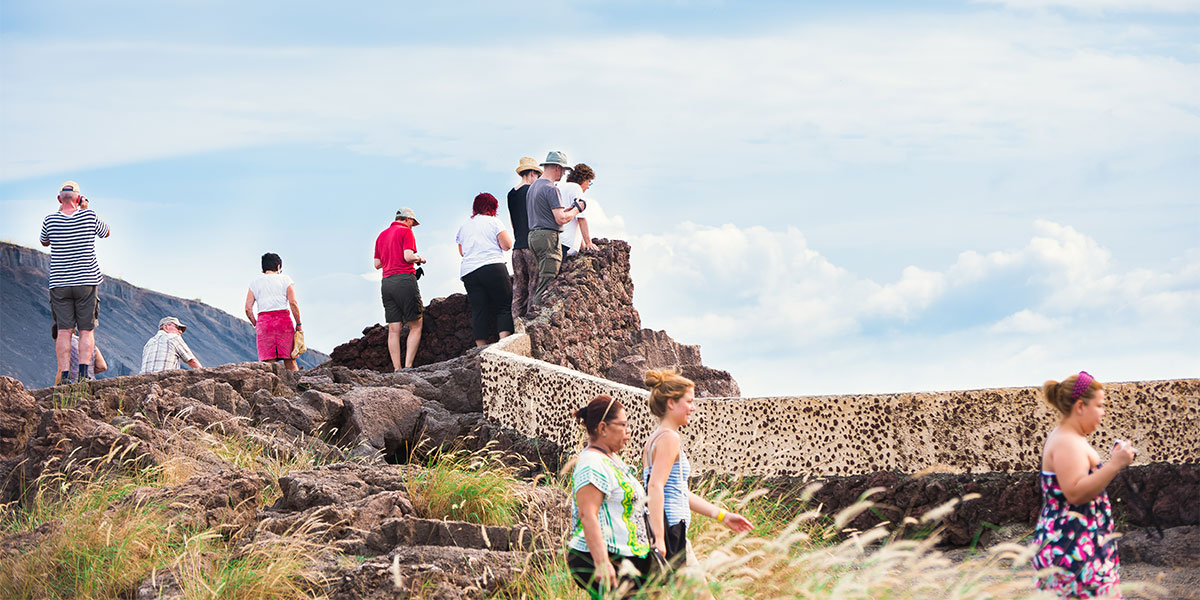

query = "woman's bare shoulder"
1045;429;1097;469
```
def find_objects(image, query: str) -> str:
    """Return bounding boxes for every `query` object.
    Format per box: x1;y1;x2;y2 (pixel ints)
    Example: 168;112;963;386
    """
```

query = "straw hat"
515;157;543;175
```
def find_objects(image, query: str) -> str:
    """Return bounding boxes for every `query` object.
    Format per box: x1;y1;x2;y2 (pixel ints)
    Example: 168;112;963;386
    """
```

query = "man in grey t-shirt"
527;150;585;307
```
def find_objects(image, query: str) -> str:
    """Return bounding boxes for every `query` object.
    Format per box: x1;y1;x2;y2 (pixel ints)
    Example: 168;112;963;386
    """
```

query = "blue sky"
2;0;1197;395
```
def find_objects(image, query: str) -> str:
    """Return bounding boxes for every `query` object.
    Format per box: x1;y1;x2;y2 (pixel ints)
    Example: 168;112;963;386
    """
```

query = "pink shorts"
256;310;295;360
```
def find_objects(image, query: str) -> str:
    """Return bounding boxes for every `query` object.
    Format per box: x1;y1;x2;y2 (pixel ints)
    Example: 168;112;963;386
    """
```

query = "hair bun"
644;370;665;389
574;406;588;422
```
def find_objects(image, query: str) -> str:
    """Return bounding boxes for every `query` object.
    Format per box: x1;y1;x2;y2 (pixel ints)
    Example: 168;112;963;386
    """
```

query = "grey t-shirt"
526;178;562;232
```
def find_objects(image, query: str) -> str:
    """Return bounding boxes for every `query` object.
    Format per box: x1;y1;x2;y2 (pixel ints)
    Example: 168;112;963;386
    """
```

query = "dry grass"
205;430;324;506
0;439;332;599
496;478;1123;600
173;520;331;600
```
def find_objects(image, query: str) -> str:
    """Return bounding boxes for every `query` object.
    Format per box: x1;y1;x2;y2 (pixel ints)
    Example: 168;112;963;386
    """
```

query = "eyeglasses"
606;420;628;429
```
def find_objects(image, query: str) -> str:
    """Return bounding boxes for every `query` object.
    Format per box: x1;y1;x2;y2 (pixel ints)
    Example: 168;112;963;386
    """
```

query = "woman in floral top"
1032;372;1137;598
568;395;652;599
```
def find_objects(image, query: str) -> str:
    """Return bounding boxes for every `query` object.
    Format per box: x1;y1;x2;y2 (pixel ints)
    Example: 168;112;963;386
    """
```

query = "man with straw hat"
527;150;585;308
508;157;543;319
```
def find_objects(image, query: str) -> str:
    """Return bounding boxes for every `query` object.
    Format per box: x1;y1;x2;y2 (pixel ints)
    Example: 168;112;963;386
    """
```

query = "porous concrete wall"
482;334;1199;477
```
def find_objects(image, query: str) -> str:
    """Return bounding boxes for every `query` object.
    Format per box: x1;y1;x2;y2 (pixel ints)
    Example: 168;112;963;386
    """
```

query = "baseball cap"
159;316;187;332
395;207;420;226
60;181;82;195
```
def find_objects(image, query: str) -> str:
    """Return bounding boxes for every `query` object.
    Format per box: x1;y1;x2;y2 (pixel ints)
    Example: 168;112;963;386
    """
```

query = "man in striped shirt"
40;181;111;384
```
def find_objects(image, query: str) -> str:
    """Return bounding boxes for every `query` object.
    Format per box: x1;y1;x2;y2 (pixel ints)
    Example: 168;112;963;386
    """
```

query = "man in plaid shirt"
140;317;202;373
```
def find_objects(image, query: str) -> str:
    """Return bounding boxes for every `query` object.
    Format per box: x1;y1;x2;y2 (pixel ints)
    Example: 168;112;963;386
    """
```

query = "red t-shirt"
375;222;417;277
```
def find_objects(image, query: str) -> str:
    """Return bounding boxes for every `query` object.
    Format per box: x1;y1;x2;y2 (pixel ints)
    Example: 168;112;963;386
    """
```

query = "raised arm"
403;249;426;264
552;204;582;226
1052;436;1136;505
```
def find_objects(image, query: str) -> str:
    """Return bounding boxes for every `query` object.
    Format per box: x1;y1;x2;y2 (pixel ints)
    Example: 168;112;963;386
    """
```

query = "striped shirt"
140;330;196;373
39;209;110;288
644;435;693;528
569;449;651;558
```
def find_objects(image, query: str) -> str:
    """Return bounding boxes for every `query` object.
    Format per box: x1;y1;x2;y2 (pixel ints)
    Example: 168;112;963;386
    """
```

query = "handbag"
643;511;673;574
291;330;307;358
662;519;687;563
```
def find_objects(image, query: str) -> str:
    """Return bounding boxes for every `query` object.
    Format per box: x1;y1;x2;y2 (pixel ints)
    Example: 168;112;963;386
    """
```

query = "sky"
2;0;1197;396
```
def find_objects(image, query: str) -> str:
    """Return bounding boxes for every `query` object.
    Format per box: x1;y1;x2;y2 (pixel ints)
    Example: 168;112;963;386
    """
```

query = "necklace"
586;444;611;456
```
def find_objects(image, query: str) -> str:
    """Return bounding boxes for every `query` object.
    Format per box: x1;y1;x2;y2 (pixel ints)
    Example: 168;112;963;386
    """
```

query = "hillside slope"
1;242;328;387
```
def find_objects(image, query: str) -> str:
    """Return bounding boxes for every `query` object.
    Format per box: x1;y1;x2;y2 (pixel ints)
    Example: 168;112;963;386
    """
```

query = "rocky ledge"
0;362;566;599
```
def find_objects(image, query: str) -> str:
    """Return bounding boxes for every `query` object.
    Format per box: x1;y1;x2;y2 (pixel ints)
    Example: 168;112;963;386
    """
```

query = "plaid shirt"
139;330;196;373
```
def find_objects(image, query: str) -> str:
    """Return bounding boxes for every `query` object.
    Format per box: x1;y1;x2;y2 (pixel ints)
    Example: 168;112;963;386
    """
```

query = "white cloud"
989;309;1065;334
630;220;1199;395
2;14;1197;184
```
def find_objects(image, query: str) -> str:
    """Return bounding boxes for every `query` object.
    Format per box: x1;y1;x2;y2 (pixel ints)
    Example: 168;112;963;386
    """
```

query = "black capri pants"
461;263;514;341
567;549;653;599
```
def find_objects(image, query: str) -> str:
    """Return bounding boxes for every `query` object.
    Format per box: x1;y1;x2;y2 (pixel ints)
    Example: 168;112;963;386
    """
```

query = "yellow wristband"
716;510;727;523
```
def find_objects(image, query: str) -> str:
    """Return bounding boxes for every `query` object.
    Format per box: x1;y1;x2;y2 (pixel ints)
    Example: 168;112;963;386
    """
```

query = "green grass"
408;446;523;526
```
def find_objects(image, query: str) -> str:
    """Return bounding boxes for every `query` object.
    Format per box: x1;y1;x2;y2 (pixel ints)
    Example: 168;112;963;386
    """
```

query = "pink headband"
1071;371;1094;401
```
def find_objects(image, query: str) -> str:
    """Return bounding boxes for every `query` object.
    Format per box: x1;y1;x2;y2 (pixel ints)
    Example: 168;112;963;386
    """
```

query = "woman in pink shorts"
244;252;303;371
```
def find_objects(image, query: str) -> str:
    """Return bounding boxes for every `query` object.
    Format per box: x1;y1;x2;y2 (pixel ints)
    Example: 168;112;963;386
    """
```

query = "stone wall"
482;334;1199;477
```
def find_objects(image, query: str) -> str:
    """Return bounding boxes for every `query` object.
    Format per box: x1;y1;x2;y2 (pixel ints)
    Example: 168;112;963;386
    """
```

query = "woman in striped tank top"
643;370;753;575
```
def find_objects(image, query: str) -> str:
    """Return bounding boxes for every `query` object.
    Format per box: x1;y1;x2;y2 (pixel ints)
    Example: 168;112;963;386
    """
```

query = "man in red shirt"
374;207;427;370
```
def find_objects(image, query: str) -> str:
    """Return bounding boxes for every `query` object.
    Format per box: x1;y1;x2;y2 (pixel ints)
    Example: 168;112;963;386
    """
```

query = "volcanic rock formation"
330;239;740;396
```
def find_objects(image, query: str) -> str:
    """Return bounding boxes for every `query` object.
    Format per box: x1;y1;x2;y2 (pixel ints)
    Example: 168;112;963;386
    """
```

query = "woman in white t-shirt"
559;163;598;258
244;252;303;371
455;193;514;346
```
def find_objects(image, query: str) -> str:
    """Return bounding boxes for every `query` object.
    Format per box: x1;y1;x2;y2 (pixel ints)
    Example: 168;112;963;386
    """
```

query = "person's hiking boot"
77;364;92;382
58;370;72;385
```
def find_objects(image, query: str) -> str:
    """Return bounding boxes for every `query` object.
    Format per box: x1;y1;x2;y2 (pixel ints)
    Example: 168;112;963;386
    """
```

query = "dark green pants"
528;229;561;307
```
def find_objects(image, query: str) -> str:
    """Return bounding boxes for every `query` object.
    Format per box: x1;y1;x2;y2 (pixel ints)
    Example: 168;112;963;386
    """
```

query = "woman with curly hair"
455;193;515;346
559;162;598;258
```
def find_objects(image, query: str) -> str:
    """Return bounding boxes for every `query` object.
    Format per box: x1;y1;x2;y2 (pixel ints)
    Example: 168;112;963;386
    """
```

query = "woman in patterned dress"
1033;372;1137;598
567;395;653;599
